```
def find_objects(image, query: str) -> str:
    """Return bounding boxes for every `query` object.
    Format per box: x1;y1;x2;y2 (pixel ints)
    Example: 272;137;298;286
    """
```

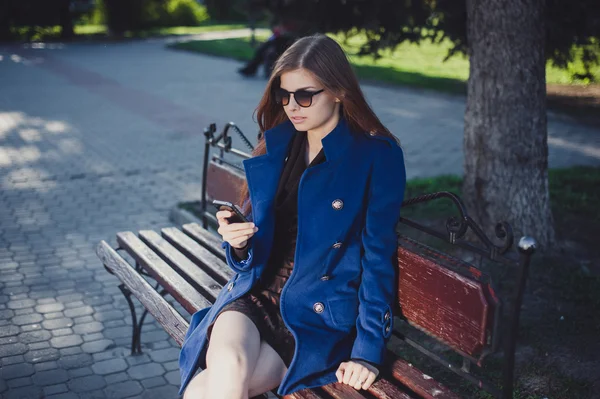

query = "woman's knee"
183;385;202;399
183;371;206;399
205;310;261;377
207;345;252;377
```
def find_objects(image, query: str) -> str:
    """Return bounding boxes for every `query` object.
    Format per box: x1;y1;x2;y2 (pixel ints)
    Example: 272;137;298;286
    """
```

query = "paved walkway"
0;30;599;398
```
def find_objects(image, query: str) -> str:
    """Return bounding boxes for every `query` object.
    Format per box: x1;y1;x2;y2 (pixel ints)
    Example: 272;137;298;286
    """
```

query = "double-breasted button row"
383;309;393;336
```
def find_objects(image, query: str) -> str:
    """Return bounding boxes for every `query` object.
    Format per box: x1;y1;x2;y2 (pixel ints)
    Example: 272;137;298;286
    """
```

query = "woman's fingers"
362;372;377;390
338;361;377;391
215;210;232;224
342;362;359;385
228;234;253;248
216;211;258;248
335;362;347;383
223;226;257;240
354;367;371;390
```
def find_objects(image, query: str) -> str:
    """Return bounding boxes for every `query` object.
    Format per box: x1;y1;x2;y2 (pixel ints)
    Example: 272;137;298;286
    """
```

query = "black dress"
208;131;326;366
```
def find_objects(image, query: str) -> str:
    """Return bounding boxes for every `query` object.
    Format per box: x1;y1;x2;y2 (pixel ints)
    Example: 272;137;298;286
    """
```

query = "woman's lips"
290;116;306;123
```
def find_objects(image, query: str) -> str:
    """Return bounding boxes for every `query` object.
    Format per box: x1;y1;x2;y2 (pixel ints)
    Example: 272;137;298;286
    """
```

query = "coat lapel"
242;120;296;223
242;117;357;224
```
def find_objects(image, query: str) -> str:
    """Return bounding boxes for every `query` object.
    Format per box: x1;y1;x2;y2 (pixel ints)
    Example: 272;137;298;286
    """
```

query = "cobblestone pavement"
1;31;599;398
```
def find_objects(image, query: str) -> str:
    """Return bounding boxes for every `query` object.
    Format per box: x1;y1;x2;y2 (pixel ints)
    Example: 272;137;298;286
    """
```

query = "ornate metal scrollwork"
401;191;515;258
205;122;255;153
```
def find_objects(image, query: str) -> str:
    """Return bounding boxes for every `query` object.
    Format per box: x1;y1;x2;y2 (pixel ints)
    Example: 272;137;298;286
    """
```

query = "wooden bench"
96;122;537;399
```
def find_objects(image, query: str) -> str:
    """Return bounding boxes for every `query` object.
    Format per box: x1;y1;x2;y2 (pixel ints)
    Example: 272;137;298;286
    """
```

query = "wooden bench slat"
390;357;460;399
397;245;491;357
138;230;223;302
162;226;233;285
182;222;227;260
368;379;412;399
284;389;329;399
322;382;410;399
207;160;245;204
116;232;211;314
96;241;189;345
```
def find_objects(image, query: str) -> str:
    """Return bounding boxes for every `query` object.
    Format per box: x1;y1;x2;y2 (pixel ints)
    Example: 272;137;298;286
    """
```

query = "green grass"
125;23;248;38
8;23;248;42
74;24;107;35
171;33;600;94
170;34;268;60
548;166;600;222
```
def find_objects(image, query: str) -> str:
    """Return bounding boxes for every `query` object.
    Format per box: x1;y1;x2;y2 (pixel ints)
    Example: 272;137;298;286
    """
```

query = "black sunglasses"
274;88;325;108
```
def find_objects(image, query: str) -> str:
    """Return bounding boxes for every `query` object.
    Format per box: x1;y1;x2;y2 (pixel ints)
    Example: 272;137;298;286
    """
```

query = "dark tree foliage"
0;0;92;41
103;0;148;34
265;0;600;81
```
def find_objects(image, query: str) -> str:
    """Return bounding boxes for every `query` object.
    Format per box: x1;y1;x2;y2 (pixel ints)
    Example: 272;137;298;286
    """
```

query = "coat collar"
262;116;356;162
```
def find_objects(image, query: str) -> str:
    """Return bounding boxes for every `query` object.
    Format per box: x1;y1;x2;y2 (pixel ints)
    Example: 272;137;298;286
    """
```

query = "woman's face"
278;68;340;134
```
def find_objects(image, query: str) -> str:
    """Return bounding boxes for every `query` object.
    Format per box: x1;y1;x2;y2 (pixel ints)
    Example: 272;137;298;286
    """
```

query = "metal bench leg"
119;281;168;355
119;283;143;355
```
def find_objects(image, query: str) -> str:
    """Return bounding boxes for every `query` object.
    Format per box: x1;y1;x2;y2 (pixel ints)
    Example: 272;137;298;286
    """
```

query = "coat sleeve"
220;197;255;274
221;240;254;273
350;143;406;365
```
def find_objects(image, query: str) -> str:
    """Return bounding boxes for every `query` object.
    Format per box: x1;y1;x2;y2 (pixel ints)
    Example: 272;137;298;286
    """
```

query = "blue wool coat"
178;117;406;396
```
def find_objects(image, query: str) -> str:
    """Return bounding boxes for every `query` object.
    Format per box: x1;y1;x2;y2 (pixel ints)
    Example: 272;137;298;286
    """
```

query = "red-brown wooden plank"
321;383;370;399
397;246;491;356
284;389;328;399
206;161;245;204
390;357;460;399
368;378;413;399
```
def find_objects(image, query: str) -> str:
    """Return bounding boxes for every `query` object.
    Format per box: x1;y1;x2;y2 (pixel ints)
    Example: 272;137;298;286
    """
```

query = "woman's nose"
287;94;300;110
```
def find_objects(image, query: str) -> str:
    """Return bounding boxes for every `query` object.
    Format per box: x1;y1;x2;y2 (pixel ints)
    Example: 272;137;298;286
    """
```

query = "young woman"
179;34;406;399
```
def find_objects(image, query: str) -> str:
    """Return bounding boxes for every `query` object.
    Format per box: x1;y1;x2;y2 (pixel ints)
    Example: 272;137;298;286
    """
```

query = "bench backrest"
206;160;245;204
201;123;535;399
396;238;499;359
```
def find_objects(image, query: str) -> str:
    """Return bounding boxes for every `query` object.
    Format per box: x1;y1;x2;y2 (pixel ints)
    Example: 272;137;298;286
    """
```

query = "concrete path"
0;30;599;398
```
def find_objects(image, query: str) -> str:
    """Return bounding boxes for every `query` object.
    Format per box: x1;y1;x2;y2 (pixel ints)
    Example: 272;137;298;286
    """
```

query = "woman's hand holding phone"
216;209;258;249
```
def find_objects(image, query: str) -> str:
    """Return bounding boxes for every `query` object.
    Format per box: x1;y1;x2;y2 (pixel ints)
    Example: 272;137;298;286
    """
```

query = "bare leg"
205;311;261;399
183;369;209;399
247;340;288;397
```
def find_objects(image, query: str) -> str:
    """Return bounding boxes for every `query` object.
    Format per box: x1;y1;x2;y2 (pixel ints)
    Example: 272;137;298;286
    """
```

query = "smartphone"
212;200;249;224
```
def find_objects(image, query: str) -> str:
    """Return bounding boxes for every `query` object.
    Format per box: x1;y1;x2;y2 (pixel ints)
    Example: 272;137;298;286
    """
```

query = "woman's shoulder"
354;130;403;157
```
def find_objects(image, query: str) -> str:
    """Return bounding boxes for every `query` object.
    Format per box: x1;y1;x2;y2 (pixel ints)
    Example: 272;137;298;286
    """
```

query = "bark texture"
464;0;555;248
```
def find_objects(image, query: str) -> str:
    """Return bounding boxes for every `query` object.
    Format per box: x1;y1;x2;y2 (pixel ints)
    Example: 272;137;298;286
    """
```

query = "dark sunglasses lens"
275;89;289;106
294;90;313;107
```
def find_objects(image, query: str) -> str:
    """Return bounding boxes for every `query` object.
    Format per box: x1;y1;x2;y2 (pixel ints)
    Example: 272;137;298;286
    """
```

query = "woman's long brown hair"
238;34;399;215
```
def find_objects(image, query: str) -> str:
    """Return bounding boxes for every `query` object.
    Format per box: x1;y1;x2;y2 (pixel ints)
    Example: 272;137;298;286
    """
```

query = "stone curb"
168;205;203;227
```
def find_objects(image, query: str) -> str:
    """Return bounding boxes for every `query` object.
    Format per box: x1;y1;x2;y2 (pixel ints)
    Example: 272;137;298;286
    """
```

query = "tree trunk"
59;0;74;39
464;0;555;248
